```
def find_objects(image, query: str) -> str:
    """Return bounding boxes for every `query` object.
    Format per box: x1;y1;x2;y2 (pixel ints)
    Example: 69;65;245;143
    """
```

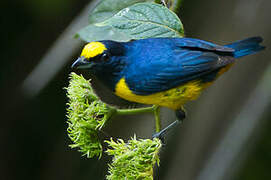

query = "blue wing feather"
123;38;235;95
173;38;234;52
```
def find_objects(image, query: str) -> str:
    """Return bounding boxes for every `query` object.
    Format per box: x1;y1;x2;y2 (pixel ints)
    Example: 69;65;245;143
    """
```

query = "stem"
114;105;162;133
115;106;155;115
170;0;182;13
154;106;161;133
154;0;182;14
155;0;168;7
113;105;162;133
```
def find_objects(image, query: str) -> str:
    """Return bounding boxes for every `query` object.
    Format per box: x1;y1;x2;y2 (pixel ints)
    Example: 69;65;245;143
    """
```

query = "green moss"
65;73;162;177
66;72;116;158
106;137;162;180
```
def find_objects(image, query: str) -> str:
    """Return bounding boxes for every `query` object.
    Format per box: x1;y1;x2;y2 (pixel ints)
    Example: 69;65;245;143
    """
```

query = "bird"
72;37;264;137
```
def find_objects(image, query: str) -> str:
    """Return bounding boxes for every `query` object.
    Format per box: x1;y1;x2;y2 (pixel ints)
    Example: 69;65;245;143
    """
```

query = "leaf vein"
115;18;182;36
129;26;159;35
128;9;150;21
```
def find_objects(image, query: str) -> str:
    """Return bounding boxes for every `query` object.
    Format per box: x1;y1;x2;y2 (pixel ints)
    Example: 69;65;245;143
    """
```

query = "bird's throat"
95;71;122;92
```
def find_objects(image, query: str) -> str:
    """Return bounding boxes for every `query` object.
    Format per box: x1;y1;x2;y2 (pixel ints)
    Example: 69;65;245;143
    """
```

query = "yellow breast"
115;78;212;109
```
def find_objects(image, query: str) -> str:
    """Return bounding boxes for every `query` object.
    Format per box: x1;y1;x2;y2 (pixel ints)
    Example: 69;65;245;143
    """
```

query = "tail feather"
225;36;265;58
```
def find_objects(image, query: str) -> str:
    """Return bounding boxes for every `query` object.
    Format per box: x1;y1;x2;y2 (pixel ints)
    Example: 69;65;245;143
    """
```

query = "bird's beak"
71;57;93;69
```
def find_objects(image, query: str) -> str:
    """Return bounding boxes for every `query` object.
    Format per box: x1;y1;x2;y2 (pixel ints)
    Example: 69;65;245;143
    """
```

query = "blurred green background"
1;0;270;180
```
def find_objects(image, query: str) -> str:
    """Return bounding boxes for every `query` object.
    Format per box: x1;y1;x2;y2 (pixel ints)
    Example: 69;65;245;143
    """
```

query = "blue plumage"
225;37;264;58
119;38;236;95
72;35;265;132
122;37;264;95
74;37;265;96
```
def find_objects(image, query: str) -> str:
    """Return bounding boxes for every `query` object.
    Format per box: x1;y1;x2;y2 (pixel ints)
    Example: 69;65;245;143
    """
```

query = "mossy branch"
65;72;162;179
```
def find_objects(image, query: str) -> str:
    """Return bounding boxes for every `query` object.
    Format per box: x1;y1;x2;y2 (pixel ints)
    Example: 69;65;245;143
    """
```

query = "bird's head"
71;41;126;74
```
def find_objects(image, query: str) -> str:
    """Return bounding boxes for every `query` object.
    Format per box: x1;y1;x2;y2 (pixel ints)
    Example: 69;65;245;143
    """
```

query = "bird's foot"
152;108;186;144
152;120;180;144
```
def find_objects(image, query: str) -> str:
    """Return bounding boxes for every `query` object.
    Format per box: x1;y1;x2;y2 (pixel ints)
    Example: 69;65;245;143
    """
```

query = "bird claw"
152;131;166;145
152;119;181;145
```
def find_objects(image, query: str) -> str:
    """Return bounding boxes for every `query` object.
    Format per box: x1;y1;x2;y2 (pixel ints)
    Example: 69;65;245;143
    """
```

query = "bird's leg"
175;107;186;123
152;108;186;141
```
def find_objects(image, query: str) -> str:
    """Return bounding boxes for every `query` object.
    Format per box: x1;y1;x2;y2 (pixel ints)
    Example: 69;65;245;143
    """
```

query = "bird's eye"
101;52;110;61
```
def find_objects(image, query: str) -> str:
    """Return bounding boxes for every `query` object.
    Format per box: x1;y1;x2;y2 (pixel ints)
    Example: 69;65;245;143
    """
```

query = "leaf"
96;2;184;39
77;0;153;42
76;24;130;42
89;0;153;24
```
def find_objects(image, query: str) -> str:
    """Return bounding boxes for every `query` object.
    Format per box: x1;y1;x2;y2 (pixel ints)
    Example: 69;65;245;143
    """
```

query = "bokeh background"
1;0;271;179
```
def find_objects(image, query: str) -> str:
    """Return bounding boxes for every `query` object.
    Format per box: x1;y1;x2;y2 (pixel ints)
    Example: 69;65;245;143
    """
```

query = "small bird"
72;37;264;136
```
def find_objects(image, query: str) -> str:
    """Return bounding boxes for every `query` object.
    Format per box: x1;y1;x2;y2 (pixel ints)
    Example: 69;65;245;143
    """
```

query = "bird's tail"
225;36;265;58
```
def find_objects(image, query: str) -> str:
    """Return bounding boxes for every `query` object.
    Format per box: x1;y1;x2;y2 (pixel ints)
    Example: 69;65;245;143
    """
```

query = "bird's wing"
125;39;234;95
173;38;235;53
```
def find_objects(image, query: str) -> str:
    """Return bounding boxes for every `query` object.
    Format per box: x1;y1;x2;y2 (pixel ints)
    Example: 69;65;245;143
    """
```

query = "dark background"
1;0;271;180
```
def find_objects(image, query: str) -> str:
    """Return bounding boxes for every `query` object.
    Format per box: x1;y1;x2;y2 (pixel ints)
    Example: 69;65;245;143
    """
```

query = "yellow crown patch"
81;42;107;59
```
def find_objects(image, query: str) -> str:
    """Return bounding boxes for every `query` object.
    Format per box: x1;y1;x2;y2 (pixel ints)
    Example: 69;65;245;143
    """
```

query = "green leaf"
89;0;153;24
96;2;184;39
76;24;130;42
77;0;155;42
